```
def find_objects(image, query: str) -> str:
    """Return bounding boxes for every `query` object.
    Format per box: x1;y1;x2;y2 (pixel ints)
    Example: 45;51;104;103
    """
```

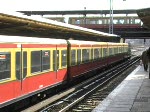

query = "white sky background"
0;0;149;11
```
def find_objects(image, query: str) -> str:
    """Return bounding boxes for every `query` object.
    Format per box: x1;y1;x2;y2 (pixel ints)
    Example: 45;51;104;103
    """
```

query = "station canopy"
0;12;119;41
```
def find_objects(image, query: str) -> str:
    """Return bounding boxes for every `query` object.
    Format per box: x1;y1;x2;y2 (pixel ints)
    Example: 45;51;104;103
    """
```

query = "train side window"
126;47;128;52
82;49;90;63
135;19;141;24
94;49;99;60
124;47;126;52
23;52;27;78
42;51;50;71
109;48;113;56
113;19;118;24
77;49;81;64
119;47;121;53
122;47;125;53
99;48;102;57
114;48;118;54
120;47;122;53
71;50;76;66
102;48;104;57
61;50;67;67
118;47;120;53
53;50;59;71
0;52;11;80
16;51;27;79
91;49;93;61
125;47;127;52
103;48;107;57
31;51;41;73
16;52;21;79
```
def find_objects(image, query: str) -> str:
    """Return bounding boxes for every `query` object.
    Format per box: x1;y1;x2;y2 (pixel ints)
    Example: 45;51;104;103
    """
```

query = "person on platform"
147;47;150;59
141;48;150;71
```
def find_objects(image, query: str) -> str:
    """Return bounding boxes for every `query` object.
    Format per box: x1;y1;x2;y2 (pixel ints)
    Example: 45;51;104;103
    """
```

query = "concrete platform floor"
92;65;150;112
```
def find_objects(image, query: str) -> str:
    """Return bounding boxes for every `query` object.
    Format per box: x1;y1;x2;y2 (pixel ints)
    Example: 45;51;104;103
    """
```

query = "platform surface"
92;65;150;112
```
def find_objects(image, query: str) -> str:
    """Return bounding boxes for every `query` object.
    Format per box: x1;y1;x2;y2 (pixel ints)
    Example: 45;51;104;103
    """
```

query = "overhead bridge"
18;9;137;16
19;10;150;39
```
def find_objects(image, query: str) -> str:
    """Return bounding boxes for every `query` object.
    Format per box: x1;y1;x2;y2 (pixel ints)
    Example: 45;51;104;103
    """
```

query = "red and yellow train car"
0;12;130;109
0;35;130;108
0;36;68;107
67;40;129;79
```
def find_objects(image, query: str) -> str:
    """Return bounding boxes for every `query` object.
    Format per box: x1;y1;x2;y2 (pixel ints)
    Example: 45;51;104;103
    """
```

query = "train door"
15;44;28;95
53;49;59;81
53;46;67;83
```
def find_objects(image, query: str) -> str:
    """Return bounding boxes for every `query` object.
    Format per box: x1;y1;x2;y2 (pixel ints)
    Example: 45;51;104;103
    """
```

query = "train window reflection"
77;49;81;64
98;20;102;24
109;48;113;55
135;19;141;24
118;19;124;24
90;20;96;24
53;50;59;71
75;20;81;24
31;51;41;73
103;48;107;57
16;52;21;80
113;20;118;24
71;50;76;66
94;49;99;60
42;51;50;71
0;52;11;80
82;49;90;63
61;50;67;67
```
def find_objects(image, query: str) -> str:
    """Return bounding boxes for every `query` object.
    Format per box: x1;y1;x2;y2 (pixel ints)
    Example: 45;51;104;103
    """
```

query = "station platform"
92;65;150;112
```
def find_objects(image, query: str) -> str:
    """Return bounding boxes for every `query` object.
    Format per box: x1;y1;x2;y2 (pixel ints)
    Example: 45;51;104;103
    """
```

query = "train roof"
69;16;139;19
68;40;128;46
0;35;67;44
0;12;119;40
68;40;107;45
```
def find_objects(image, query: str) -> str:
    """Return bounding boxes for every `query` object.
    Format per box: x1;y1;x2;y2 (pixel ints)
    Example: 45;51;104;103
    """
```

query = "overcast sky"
0;0;149;11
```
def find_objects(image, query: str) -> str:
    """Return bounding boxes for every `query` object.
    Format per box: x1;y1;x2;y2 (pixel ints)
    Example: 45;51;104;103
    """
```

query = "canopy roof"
0;12;119;41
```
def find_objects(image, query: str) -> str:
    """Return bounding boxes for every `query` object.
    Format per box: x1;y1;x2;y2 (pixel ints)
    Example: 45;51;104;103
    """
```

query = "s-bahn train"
0;35;130;108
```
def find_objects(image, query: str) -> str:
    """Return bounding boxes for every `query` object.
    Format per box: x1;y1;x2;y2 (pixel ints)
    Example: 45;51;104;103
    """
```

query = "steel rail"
21;56;139;112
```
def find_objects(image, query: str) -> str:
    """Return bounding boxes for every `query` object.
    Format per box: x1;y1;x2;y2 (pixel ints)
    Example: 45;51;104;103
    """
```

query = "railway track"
21;56;140;112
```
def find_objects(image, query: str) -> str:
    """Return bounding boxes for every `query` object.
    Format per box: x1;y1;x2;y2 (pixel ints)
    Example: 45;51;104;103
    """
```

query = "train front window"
0;52;11;80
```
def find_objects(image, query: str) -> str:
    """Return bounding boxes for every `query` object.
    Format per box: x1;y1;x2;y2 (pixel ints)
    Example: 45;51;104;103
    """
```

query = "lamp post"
109;0;126;34
84;7;86;27
109;0;113;34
